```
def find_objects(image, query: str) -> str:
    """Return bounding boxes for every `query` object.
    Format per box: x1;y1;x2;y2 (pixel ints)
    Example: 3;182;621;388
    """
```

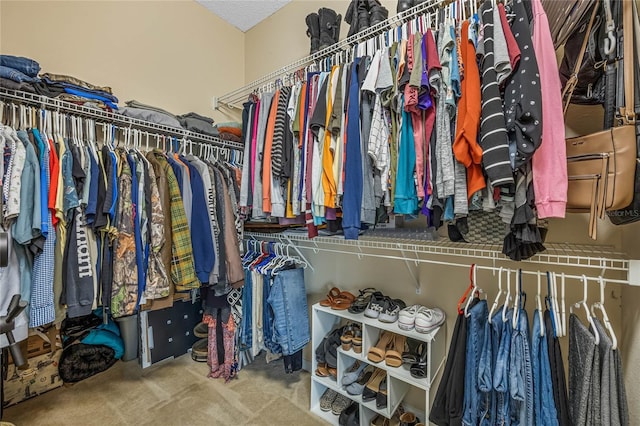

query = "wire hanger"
464;263;480;317
591;276;617;349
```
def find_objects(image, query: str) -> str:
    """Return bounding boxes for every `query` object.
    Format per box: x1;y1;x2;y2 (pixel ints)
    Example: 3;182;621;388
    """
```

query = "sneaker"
378;298;407;323
415;307;446;333
320;388;339;411
398;304;421;330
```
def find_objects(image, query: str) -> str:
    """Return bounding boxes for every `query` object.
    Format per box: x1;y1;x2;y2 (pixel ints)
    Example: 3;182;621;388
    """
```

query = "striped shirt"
480;1;514;187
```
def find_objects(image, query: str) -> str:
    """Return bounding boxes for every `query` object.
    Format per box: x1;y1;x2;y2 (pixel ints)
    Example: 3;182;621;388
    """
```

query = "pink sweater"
531;0;567;218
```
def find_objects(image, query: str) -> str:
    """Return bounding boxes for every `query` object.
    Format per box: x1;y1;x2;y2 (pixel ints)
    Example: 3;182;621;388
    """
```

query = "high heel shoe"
385;333;406;367
367;330;393;363
362;368;386;402
376;374;388;409
410;343;427;379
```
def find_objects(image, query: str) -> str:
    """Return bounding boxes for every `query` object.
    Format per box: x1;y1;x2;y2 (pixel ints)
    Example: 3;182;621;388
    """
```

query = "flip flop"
331;291;356;310
320;287;341;307
315;362;329;377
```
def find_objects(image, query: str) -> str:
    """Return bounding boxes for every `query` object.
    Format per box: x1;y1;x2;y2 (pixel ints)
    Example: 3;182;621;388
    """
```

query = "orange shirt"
453;21;486;198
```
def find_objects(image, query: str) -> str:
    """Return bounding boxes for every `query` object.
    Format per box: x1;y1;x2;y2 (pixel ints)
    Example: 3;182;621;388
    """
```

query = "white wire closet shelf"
244;231;636;286
216;0;445;108
0;88;244;151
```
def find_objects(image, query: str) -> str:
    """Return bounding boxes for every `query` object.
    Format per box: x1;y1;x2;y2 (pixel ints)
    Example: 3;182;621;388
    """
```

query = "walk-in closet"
0;0;639;425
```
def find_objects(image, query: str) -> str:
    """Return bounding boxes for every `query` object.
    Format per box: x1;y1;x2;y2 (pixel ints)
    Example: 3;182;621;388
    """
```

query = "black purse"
559;1;608;105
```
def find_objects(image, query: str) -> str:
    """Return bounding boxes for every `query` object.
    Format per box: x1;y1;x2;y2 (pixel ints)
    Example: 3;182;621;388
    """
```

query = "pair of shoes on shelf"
339;401;360;426
367;330;406;368
345;0;389;38
341;323;362;353
361;368;388;409
320;287;356;310
316;362;338;379
306;8;342;54
345;365;374;395
401;339;428;379
349;287;377;314
365;293;407;323
398;305;445;333
396;0;429;14
320;389;352;415
399;412;421;426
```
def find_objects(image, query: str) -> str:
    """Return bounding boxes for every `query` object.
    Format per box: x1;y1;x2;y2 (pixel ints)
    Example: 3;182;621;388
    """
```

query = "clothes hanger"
560;272;567;337
591;276;617;349
536;271;544;337
457;264;476;315
570;275;600;345
545;271;558;338
512;269;525;329
502;269;512;322
464;264;481;317
488;267;504;323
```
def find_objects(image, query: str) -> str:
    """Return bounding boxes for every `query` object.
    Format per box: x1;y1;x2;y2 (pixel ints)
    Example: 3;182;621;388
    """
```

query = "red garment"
499;3;521;70
453;21;486;199
48;139;60;229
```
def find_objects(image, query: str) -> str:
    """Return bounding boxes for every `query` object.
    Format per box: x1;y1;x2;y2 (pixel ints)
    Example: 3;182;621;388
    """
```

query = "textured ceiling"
196;0;293;32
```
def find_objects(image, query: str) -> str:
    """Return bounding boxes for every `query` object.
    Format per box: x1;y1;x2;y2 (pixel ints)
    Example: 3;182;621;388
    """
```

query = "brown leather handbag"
564;0;637;239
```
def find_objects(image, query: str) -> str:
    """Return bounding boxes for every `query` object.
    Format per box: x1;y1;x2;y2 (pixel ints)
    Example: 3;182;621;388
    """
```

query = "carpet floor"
3;353;325;426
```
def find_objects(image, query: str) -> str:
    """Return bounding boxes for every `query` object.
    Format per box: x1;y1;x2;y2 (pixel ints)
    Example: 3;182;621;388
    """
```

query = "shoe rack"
310;303;447;425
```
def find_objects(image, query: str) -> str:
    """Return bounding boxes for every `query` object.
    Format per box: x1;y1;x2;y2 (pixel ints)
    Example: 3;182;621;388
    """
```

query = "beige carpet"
4;353;325;426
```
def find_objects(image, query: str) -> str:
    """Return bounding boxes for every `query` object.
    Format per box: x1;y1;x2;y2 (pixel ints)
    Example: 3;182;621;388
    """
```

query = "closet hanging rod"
244;232;632;281
0;88;243;151
216;0;445;107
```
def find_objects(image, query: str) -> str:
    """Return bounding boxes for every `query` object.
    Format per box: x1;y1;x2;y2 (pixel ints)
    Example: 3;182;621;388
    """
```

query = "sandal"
332;291;356;310
342;360;364;386
364;291;386;318
348;287;377;314
410;343;428;379
385;333;406;367
341;326;355;351
379;298;407;323
402;340;424;364
320;287;341;307
346;365;374;395
367;330;394;363
316;362;329;377
362;368;386;402
352;328;363;354
376;375;388;409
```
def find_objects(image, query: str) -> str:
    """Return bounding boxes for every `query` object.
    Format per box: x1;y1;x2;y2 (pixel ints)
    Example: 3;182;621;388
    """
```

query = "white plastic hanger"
570;275;600;345
559;273;567;337
591;277;617;349
464;264;481;317
502;269;512;323
536;271;544;337
488;267;504;323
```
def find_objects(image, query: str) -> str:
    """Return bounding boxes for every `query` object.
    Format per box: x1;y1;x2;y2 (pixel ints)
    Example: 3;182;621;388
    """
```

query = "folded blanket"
178;114;219;137
119;106;183;129
215;121;242;129
219;132;242;143
0;77;36;93
63;87;118;107
178;112;214;124
126;100;178;119
217;126;242;138
41;72;112;94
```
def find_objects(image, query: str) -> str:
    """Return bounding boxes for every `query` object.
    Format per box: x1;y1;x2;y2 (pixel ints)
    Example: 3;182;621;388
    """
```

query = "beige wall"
244;0;398;83
0;0;244;123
